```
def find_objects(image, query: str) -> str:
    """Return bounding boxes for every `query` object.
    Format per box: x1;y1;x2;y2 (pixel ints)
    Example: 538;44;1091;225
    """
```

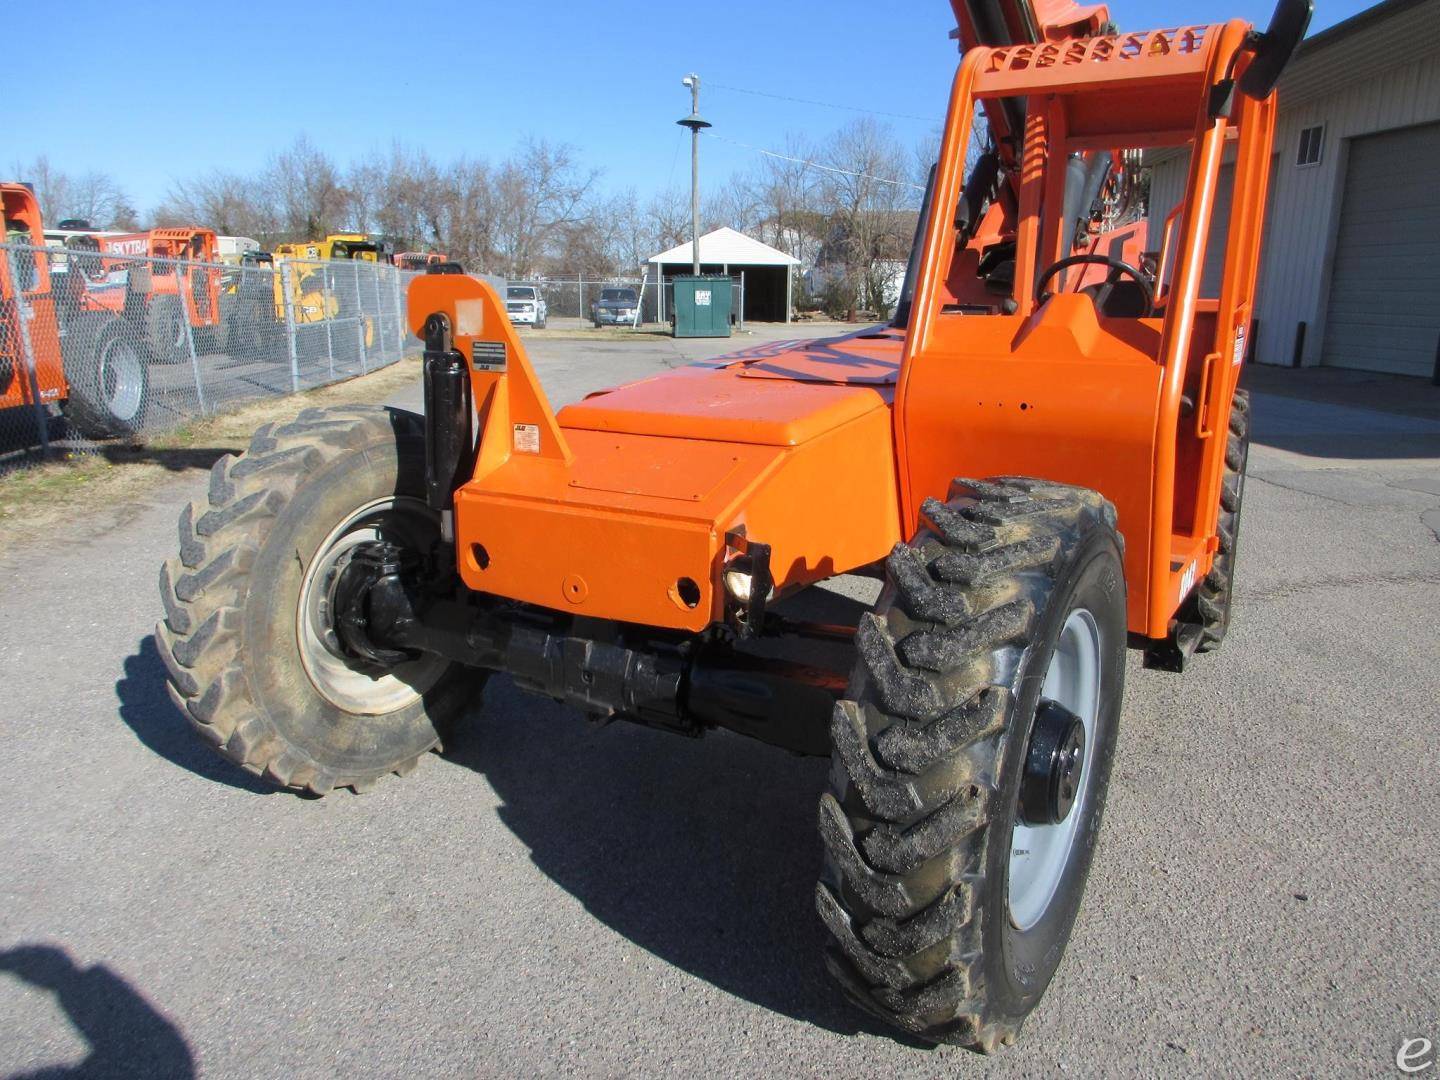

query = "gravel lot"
1;324;1436;1077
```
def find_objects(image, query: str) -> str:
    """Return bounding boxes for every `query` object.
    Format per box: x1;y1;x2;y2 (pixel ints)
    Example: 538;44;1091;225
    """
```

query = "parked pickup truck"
591;286;640;327
505;284;547;329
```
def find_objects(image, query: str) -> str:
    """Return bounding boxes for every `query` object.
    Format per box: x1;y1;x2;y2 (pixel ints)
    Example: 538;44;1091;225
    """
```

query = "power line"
702;131;925;191
709;81;942;125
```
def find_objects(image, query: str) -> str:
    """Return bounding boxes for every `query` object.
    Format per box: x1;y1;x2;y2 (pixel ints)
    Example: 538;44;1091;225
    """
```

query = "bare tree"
13;156;137;229
153;170;277;238
816;118;916;317
262;136;350;240
646;187;690;255
491;140;599;277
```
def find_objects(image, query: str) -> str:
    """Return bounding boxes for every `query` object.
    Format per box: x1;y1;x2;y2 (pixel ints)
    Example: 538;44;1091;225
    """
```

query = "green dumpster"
672;275;732;338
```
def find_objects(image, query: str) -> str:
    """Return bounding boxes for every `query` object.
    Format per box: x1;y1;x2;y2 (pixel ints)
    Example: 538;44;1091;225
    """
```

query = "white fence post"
392;266;405;354
174;255;208;415
370;262;384;367
320;264;335;380
353;260;365;373
279;261;301;393
7;246;51;457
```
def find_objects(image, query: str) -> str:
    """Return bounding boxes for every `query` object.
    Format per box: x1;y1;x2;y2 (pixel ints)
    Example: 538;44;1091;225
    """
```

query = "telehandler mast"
158;0;1309;1049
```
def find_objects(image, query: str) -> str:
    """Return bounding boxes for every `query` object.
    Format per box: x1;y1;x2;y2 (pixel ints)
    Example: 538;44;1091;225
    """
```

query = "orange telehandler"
65;227;224;363
157;0;1309;1049
2;183;149;438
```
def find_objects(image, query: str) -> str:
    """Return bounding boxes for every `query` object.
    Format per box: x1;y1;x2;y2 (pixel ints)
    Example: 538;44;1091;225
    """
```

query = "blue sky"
3;0;1368;214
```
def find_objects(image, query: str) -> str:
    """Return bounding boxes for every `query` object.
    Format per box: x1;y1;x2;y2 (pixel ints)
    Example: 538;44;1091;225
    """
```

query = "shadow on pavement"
95;446;233;472
114;635;273;795
0;943;195;1079
1243;366;1440;460
443;677;928;1047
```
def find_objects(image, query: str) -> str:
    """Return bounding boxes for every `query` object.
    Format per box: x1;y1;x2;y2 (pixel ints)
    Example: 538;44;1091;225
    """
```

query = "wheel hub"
1007;607;1102;932
1018;700;1086;826
295;496;450;716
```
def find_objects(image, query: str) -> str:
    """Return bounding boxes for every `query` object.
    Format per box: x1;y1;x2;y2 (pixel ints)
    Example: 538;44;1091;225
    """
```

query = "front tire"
60;311;149;439
818;477;1126;1049
157;406;487;795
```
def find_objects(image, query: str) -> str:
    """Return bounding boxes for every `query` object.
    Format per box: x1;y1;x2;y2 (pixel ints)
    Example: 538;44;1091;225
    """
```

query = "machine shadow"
113;635;273;795
443;676;922;1045
0;943;196;1079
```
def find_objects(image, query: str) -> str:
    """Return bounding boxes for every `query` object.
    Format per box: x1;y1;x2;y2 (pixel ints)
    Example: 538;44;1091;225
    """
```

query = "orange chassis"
410;18;1276;653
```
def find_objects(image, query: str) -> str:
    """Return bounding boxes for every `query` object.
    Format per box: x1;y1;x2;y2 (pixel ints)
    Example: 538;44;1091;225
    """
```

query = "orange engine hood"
557;326;904;446
456;328;906;631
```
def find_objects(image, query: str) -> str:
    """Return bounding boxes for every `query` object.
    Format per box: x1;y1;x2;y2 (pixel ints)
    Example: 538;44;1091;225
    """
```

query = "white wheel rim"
296;495;450;715
99;337;145;422
1008;608;1102;932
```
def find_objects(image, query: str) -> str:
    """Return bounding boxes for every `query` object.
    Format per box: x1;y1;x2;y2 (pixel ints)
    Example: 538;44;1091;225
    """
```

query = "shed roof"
1278;0;1439;105
648;226;800;267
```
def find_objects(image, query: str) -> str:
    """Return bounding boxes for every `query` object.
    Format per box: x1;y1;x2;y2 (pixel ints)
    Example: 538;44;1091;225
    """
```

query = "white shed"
1146;0;1440;377
648;227;801;323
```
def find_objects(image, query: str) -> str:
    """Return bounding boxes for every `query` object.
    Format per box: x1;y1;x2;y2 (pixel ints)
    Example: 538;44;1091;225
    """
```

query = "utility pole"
677;74;710;276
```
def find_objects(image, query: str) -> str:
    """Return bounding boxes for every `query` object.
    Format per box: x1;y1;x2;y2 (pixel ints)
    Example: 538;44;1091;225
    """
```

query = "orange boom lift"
158;0;1310;1049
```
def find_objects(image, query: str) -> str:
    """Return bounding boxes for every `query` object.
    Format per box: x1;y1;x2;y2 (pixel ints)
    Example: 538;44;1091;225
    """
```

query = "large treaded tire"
60;311;149;439
145;294;187;364
817;477;1127;1050
1186;388;1250;652
156;405;486;795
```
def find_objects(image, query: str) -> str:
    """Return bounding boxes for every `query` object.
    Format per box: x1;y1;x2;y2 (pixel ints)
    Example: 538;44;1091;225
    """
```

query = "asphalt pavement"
1;324;1437;1077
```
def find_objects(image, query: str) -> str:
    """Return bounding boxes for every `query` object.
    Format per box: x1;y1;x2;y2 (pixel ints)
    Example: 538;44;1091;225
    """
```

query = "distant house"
805;259;908;311
805;209;918;314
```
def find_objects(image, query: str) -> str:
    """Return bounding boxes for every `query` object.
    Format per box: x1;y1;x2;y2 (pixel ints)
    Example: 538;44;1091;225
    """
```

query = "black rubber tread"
59;310;149;439
818;476;1116;1050
144;294;186;364
1189;389;1250;651
156;405;479;795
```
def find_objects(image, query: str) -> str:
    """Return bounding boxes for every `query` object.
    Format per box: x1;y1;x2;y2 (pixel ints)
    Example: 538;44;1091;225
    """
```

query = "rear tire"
60;311;149;439
1184;388;1250;651
157;405;487;795
145;294;187;364
818;477;1126;1049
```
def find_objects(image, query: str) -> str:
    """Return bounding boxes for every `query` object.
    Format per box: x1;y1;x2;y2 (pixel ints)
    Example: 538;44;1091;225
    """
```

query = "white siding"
1146;0;1440;367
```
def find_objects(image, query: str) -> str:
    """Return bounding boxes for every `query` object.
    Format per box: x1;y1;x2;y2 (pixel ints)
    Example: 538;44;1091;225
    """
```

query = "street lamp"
676;73;710;277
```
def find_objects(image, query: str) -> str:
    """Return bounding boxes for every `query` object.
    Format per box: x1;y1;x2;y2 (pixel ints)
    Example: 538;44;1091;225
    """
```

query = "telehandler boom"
158;0;1310;1049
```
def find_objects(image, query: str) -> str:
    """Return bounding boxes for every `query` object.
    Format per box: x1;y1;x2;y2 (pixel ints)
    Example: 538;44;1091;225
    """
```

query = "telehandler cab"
158;0;1309;1049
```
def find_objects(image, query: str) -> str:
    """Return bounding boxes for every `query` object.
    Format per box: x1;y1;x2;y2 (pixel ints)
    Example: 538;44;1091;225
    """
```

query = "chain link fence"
0;241;410;472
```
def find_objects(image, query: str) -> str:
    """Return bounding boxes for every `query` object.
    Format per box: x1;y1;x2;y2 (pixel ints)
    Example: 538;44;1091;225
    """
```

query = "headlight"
723;556;775;605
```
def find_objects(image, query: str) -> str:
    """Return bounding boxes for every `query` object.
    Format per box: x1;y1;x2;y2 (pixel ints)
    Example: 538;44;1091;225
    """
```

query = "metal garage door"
1321;122;1440;376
